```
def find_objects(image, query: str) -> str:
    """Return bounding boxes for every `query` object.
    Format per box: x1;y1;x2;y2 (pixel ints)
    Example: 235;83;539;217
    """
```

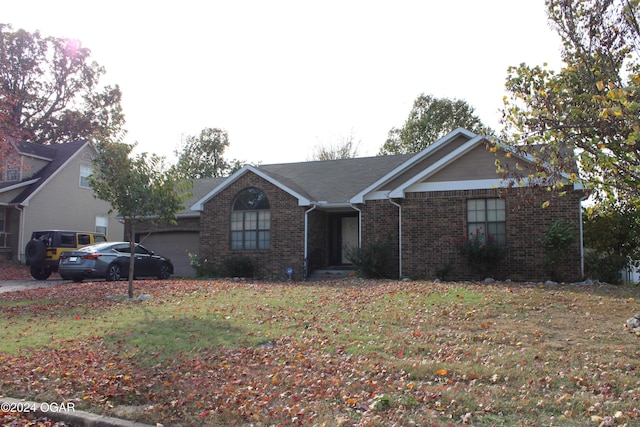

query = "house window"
0;207;5;231
80;165;92;188
6;167;18;182
231;188;270;250
467;198;506;245
96;215;108;235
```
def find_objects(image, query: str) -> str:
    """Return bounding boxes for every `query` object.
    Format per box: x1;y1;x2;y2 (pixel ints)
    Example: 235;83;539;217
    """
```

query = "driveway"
0;278;68;293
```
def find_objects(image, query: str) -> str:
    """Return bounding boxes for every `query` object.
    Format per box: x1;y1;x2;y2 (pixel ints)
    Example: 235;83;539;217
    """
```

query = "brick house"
191;128;586;282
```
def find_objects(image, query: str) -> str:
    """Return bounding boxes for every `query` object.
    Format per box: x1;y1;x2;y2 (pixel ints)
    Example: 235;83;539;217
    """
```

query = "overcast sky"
4;0;563;165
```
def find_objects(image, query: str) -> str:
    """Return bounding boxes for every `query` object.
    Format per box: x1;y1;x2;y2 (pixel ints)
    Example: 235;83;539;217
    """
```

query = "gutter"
388;198;402;279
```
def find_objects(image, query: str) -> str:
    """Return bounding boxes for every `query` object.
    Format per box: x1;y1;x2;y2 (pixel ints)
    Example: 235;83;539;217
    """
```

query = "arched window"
231;188;271;250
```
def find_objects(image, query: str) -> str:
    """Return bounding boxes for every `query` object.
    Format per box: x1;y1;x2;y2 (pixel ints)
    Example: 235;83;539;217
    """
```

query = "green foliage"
584;252;627;285
89;140;190;296
171;127;244;179
222;255;254;278
187;252;215;278
0;24;124;144
543;219;577;281
344;239;392;279
501;0;640;205
378;93;493;155
583;200;640;283
455;232;507;278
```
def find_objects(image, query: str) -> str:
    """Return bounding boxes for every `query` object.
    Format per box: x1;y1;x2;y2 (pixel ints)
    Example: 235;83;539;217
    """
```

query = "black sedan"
58;242;173;282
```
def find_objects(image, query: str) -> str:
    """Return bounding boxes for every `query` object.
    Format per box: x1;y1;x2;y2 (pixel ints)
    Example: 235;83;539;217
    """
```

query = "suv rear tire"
25;240;46;264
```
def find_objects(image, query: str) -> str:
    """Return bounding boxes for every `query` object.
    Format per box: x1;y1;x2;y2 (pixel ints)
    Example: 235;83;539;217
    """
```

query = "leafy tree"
501;0;640;205
89;140;189;298
171;127;244;178
0;87;25;182
0;24;125;144
309;132;360;160
378;93;492;155
583;200;640;283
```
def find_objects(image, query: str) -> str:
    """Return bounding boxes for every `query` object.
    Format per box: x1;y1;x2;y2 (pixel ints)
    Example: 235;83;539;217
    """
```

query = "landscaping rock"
626;314;640;335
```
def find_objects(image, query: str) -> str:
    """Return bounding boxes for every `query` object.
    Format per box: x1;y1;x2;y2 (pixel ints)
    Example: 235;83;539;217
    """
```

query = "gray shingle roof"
258;153;415;203
2;140;89;204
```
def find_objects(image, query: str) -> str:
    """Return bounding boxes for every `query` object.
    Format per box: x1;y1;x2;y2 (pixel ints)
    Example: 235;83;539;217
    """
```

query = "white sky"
3;0;563;165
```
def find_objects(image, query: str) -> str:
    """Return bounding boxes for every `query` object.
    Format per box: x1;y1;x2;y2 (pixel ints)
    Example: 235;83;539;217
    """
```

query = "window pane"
258;230;270;249
245;211;257;230
258;211;271;230
231;231;243;250
80;165;92;188
245;231;257;249
231;212;243;231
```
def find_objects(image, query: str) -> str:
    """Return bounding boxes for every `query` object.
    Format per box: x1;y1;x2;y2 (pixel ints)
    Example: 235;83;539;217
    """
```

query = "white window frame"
80;165;93;188
467;198;506;245
96;215;108;235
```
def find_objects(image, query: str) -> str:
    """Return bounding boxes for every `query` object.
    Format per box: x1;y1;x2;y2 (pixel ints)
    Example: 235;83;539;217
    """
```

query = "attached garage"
139;231;199;277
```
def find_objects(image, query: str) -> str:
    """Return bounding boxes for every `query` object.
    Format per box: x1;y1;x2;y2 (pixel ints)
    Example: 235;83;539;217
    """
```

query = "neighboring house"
0;139;123;262
134;177;226;276
191;128;586;282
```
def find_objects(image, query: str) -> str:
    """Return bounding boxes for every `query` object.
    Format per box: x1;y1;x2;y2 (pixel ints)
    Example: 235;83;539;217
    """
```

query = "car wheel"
30;264;52;280
157;262;171;280
25;240;46;264
72;276;83;283
106;263;122;282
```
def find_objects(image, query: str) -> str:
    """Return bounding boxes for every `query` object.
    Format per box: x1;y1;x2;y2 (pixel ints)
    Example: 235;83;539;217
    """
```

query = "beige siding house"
0;140;123;262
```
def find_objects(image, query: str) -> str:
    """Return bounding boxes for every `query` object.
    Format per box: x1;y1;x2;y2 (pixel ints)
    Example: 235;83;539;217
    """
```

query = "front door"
329;213;359;266
341;216;358;264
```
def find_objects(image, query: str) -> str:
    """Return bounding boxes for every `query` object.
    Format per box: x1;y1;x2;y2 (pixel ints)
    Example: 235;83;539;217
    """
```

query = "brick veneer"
200;173;307;280
199;169;584;282
399;187;584;282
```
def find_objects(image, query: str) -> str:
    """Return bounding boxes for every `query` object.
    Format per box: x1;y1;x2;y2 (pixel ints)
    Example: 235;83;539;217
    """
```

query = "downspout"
304;204;317;278
579;193;589;279
15;204;25;262
389;198;402;280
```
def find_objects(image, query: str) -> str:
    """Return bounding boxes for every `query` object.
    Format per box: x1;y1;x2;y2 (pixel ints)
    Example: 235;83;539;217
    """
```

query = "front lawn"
0;279;639;426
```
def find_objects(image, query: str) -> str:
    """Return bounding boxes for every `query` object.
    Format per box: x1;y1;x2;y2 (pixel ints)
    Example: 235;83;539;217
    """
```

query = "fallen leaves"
0;279;639;426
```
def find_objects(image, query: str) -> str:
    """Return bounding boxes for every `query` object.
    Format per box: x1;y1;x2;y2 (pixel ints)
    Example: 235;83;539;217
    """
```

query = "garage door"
139;231;199;277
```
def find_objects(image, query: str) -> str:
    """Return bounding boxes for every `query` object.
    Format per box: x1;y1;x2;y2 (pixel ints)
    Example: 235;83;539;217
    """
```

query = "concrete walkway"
0;278;68;293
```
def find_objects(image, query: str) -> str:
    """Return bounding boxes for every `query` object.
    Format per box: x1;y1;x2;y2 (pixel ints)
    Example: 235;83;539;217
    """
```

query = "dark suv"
25;230;107;280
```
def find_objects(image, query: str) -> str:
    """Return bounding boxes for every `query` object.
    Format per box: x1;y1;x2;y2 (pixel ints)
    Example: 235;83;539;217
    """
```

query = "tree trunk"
128;222;135;299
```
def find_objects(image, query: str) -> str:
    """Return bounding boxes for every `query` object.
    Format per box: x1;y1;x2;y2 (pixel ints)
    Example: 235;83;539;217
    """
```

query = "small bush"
222;255;254;278
543;219;577;281
455;231;506;278
344;239;391;279
187;252;215;277
585;252;627;285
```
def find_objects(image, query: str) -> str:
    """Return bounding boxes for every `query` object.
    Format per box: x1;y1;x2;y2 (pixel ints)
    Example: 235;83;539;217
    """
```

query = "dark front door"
328;214;358;266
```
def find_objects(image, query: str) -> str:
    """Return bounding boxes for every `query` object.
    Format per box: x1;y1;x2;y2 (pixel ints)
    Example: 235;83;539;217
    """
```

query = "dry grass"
1;278;639;426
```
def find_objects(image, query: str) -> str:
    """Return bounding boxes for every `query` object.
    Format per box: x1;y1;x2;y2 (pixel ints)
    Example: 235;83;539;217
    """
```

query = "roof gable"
0;140;91;205
191;166;314;210
350;128;479;203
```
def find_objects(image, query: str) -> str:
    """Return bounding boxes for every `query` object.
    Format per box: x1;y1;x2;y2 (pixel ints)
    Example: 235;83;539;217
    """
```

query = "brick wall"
358;200;400;278
399;187;584;282
199;173;306;280
197;169;584;282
